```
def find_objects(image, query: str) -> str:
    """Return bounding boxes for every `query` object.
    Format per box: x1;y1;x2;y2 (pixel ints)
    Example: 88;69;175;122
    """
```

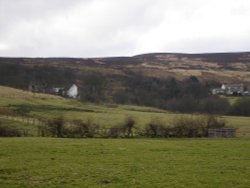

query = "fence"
208;128;236;138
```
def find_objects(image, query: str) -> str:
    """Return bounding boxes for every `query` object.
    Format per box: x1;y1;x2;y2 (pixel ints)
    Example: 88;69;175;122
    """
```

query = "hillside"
0;85;170;128
1;52;250;85
134;52;250;83
0;86;250;137
1;52;250;111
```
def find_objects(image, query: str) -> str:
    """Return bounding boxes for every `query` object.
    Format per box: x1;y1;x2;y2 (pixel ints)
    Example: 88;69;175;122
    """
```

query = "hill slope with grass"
1;52;250;105
0;85;250;137
0;85;170;127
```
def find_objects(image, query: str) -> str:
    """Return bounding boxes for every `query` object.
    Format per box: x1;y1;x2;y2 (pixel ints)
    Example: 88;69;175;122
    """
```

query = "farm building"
221;84;244;95
212;83;245;96
67;84;79;98
29;83;79;99
51;84;79;99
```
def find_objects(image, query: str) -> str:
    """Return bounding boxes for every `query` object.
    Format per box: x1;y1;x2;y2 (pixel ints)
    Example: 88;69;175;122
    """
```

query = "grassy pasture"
0;86;250;187
0;138;249;187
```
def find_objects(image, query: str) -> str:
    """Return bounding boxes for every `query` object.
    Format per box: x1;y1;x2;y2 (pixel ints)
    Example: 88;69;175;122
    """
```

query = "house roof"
222;83;243;87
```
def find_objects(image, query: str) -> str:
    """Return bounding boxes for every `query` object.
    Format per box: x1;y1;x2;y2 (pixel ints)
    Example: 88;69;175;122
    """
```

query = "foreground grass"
0;138;249;187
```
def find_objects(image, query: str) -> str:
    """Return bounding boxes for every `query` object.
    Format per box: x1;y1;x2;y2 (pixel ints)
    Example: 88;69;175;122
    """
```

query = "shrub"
172;116;207;137
170;115;227;137
46;116;65;137
107;125;124;138
39;118;101;138
107;116;136;138
143;116;220;138
38;115;227;138
122;116;135;137
145;118;167;137
71;119;99;138
206;115;226;129
0;121;22;137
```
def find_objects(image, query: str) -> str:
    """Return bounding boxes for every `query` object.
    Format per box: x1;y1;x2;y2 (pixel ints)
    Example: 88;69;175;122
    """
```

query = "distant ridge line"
0;51;250;59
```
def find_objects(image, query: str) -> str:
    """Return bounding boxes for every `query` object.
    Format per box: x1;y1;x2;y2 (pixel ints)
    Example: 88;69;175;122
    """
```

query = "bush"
71;119;99;138
107;116;136;138
38;115;227;138
145;118;166;137
206;115;226;129
0;121;22;137
172;116;207;137
107;125;124;138
39;117;65;137
171;115;226;137
143;115;227;138
39;117;101;138
122;116;135;137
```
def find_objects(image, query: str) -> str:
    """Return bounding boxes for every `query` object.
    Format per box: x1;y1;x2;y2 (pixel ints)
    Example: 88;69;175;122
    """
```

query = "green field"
0;138;249;187
0;86;250;187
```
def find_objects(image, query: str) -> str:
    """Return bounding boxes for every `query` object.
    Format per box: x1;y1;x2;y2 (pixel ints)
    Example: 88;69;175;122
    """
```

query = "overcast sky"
0;0;250;57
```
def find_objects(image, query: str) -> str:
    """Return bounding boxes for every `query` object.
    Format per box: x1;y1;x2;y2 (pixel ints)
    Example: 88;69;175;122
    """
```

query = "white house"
221;84;244;95
67;84;78;98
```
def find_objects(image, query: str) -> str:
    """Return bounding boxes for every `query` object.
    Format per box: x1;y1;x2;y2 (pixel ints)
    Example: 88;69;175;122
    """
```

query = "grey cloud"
0;0;250;57
164;35;250;54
